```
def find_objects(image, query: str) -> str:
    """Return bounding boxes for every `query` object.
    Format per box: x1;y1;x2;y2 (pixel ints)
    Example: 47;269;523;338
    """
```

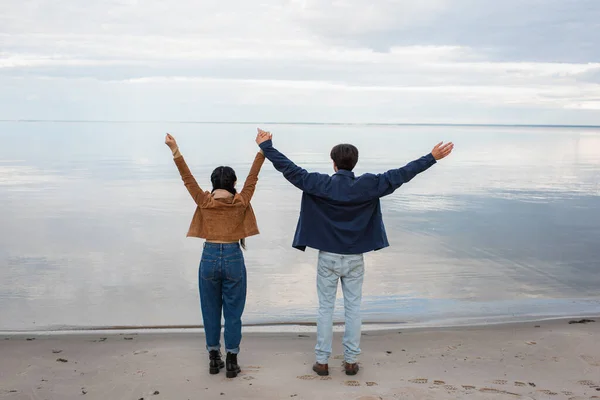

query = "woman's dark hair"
330;144;359;171
210;166;246;250
211;166;237;195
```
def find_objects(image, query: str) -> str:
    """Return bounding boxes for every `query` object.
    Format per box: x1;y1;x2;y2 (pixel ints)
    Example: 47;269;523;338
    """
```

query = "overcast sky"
1;0;599;124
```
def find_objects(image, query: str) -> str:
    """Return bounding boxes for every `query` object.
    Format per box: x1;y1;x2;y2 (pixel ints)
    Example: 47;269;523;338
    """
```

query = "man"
256;129;454;376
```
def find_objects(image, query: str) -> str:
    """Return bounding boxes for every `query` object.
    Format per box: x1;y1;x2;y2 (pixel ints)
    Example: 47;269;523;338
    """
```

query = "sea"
1;121;599;332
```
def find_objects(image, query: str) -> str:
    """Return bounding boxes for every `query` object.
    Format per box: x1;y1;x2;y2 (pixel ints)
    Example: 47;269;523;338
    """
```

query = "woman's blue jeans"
199;242;247;354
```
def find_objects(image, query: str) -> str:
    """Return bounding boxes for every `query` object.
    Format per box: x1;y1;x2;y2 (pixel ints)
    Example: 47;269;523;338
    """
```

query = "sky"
1;0;600;124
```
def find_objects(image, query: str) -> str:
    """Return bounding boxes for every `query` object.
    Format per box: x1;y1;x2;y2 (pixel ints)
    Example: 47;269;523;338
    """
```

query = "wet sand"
1;318;599;400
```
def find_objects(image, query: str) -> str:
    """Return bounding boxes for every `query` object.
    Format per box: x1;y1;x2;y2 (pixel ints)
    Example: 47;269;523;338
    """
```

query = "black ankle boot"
209;350;225;375
225;352;241;378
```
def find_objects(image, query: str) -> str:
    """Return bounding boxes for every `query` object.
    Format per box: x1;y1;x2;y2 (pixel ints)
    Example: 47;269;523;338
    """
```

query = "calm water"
1;122;599;331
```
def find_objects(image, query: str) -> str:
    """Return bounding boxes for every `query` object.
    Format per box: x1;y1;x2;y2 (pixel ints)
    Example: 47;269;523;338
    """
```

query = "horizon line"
1;120;599;128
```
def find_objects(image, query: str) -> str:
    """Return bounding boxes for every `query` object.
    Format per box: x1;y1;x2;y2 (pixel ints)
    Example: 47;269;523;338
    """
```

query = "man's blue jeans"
315;251;364;364
199;242;247;354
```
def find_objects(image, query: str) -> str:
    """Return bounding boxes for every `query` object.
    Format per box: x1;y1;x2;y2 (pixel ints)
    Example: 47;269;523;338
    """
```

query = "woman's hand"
165;133;178;150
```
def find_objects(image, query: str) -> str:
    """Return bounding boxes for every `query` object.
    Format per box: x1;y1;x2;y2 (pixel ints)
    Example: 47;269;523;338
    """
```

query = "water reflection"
0;123;599;330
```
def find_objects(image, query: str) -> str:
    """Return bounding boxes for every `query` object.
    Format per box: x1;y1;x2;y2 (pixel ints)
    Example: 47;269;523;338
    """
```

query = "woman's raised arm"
166;133;207;206
239;131;268;204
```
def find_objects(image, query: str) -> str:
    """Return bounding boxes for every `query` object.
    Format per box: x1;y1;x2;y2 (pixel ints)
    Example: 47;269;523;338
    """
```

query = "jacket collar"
212;189;235;200
335;169;355;178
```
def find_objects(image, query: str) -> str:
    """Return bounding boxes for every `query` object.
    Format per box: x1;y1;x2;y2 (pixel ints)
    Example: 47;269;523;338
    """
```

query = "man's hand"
165;133;178;150
431;141;454;160
256;128;273;146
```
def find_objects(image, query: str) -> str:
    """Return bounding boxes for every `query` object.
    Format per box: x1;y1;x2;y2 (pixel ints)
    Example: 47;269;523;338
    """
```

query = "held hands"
256;128;272;146
165;133;178;150
431;141;454;161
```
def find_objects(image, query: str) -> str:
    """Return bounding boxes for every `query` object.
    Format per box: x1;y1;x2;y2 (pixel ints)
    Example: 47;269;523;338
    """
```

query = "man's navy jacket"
259;140;437;255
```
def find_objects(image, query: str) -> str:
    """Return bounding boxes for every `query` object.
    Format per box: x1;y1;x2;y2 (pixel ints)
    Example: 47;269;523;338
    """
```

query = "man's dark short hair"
330;144;359;171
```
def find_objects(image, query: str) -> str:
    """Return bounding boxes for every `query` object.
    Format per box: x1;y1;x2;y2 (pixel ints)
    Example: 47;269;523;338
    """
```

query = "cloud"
1;0;599;123
292;0;600;63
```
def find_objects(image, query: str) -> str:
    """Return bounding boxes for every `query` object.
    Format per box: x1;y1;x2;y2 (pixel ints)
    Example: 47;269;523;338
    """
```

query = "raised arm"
239;148;266;204
256;129;329;196
375;141;454;197
165;133;208;206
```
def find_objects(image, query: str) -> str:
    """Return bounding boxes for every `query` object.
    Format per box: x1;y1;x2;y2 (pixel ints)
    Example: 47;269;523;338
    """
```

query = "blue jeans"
199;242;247;354
315;251;364;364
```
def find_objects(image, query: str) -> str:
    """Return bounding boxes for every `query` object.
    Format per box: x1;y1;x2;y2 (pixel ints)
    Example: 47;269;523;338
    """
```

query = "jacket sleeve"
259;140;329;196
173;154;208;205
239;152;266;204
375;153;437;197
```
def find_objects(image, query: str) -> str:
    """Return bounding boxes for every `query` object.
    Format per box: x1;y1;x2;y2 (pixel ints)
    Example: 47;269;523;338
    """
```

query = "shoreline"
1;315;598;336
4;296;600;334
1;317;599;400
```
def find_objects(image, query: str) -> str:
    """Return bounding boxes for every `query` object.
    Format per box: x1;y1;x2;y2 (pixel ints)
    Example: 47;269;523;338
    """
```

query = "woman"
165;130;269;378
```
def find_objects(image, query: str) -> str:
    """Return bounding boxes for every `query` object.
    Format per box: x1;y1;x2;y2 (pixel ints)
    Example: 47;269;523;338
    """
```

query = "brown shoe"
312;362;329;376
344;362;359;376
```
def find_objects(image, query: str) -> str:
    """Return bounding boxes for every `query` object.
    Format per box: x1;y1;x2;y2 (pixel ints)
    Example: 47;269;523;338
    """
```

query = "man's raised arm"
375;141;454;197
256;128;329;196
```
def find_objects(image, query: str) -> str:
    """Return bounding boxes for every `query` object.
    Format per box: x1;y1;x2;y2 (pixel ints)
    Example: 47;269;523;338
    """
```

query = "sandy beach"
1;318;599;400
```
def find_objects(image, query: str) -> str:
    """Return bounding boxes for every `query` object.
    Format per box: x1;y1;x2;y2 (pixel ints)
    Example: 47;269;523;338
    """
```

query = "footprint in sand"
537;390;559;396
515;382;527;387
578;380;598;387
480;388;520;396
344;381;360;387
409;378;428;384
580;355;600;367
444;385;458;392
480;388;500;393
433;380;445;385
243;376;255;381
562;391;574;396
320;377;332;381
462;385;476;390
493;380;508;385
297;375;317;381
365;382;378;387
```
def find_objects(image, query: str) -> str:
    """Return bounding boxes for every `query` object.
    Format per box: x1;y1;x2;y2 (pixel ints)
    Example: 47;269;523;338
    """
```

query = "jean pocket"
346;258;365;279
200;259;218;281
224;257;244;282
317;264;336;279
